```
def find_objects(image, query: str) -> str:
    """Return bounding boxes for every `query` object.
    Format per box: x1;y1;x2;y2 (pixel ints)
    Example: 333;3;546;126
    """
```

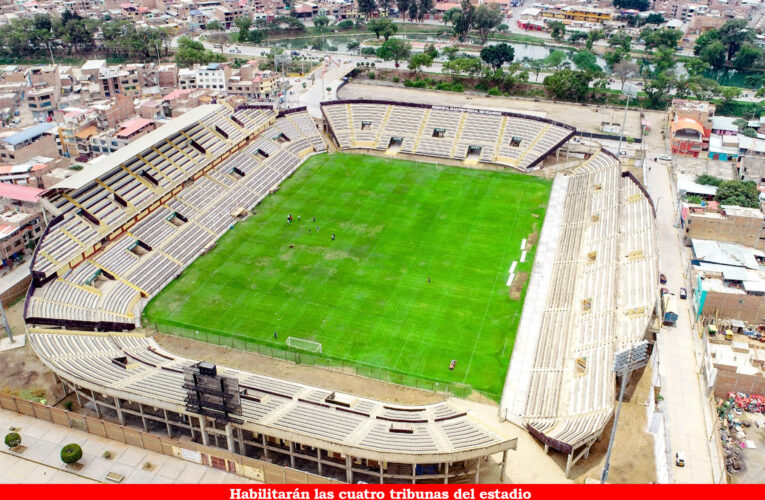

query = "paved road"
642;128;717;483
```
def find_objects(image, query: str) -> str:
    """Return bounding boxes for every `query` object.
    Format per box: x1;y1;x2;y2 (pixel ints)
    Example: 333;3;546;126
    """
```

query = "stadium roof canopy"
52;104;221;191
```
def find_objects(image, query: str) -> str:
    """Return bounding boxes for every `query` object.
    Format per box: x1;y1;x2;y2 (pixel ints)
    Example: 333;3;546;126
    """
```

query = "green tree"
175;36;225;66
398;0;413;21
423;42;438;59
313;15;330;32
568;32;588;44
346;40;360;53
368;18;398;40
694;29;720;55
543;49;568;70
524;58;544;81
417;0;434;22
641;27;681;49
718;19;753;61
338;19;354;29
700;41;727;69
448;0;475;42
609;32;632;51
480;42;514;70
719;86;742;105
613;0;649;10
643;71;674;108
235;16;252;44
653;46;676;73
733;43;762;70
715;180;760;208
684;57;710;77
572;50;601;73
472;3;503;45
408;52;433;74
205;20;223;31
603;49;626;69
548;21;566;42
645;13;665;24
543;69;593;101
376;38;412;66
688;76;720;100
443;56;483;79
442;45;459;61
585;29;603;50
357;0;377;19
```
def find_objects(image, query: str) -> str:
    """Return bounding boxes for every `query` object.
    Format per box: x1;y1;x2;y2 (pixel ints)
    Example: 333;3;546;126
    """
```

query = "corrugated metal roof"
0;182;44;203
1;122;57;146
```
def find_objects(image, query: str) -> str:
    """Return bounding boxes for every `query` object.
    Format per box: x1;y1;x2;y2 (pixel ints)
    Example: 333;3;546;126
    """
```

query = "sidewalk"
0;408;258;484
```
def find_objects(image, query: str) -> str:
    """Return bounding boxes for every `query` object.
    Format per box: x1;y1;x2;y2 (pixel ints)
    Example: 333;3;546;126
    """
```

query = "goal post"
286;336;322;354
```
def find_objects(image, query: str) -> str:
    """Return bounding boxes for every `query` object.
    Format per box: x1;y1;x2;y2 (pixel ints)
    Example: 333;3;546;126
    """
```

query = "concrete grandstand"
21;98;657;482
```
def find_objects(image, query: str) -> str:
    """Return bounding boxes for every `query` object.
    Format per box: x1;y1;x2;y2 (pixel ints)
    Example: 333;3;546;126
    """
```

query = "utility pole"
0;296;12;344
617;82;637;158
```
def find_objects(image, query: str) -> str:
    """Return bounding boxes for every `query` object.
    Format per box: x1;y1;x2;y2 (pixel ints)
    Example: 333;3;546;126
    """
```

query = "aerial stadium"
21;97;658;482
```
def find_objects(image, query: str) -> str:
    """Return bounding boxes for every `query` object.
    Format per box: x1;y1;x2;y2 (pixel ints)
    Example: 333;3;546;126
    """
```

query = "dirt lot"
0;299;65;404
338;83;644;139
155;333;445;405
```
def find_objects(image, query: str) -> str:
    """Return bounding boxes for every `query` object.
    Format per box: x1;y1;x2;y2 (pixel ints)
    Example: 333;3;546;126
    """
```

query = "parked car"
675;452;685;467
660;273;667;284
658;154;672;161
680;287;687;299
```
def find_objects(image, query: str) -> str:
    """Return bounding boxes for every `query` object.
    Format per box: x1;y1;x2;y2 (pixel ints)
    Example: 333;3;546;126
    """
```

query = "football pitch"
144;153;551;396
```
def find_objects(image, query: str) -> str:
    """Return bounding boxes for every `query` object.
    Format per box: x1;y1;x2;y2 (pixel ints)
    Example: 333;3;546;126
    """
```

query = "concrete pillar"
499;450;508;482
317;448;322;476
93;395;102;419
225;423;235;453
289;442;295;468
138;403;148;432
443;462;449;484
261;434;269;458
114;397;125;425
74;389;83;408
475;458;481;483
199;417;209;446
163;409;172;438
346;455;353;484
379;462;384;484
411;462;416;484
565;452;573;478
237;428;245;456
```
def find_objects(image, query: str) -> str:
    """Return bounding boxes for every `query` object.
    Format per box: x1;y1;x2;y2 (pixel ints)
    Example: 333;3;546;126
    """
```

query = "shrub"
338;20;354;29
696;174;723;186
370;62;375;67
102;450;112;459
404;79;428;88
392;76;399;83
63;400;73;411
487;87;501;96
368;72;375;79
5;432;21;448
361;47;376;55
435;82;464;92
61;443;83;464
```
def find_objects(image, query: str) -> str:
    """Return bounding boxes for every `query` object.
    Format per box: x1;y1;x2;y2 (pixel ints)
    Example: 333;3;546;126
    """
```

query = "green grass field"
144;153;551;396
